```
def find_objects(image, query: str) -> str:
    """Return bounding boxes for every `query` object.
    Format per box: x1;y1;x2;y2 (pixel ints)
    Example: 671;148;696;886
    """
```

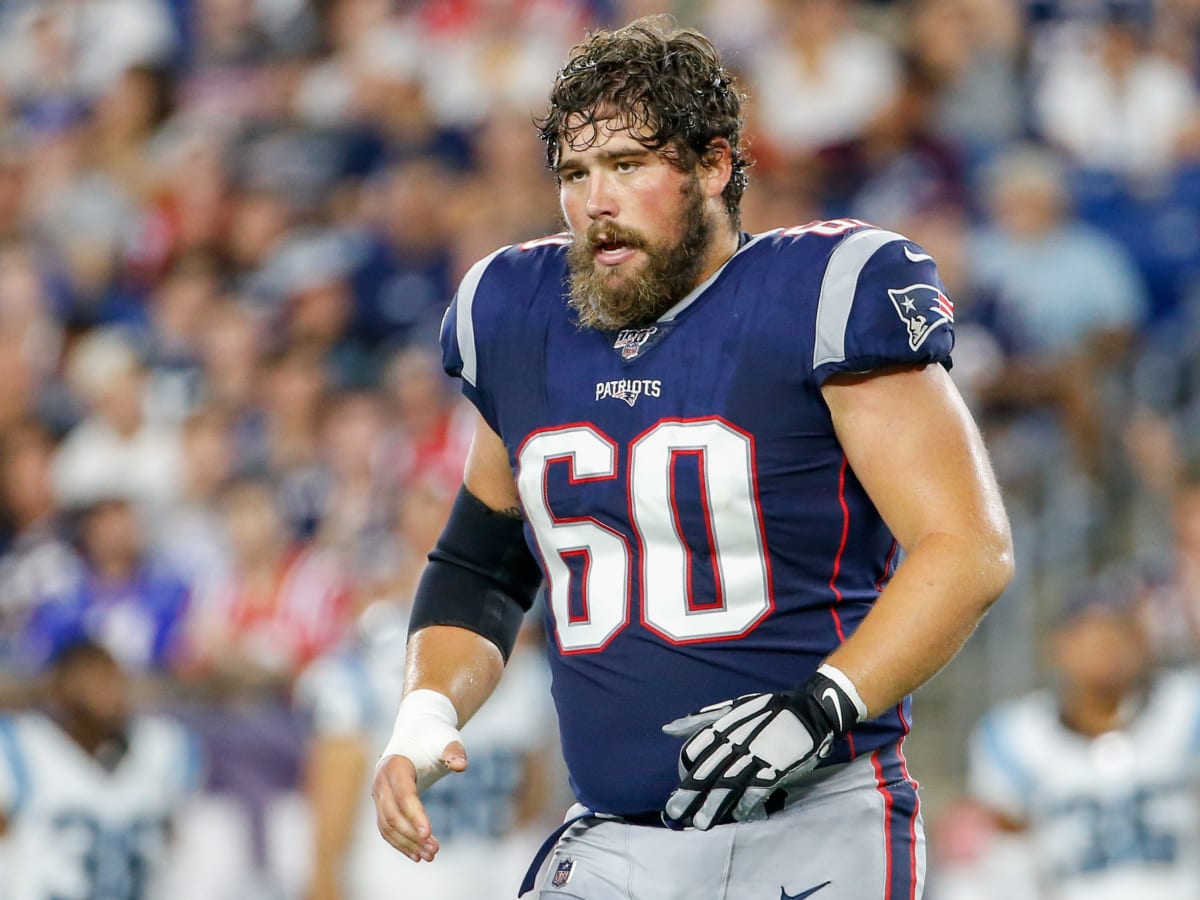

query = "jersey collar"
656;230;776;323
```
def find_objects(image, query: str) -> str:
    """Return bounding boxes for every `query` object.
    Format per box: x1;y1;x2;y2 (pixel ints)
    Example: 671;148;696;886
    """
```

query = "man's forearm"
823;530;1013;718
403;624;507;725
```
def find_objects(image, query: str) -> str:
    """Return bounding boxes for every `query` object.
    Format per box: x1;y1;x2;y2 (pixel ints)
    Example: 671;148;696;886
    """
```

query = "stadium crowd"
3;0;1200;897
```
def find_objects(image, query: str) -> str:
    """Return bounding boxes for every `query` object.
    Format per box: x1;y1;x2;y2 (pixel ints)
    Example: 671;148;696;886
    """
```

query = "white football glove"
377;689;465;793
661;668;863;830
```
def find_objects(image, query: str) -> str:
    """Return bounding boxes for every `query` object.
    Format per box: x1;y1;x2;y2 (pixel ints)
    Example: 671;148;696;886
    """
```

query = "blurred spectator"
0;240;69;431
0;1;177;106
180;0;315;124
381;345;473;498
197;300;264;424
1033;5;1198;182
91;65;176;205
179;473;353;899
260;228;373;387
818;54;969;227
449;114;561;265
295;480;562;900
0;423;83;673
308;6;467;170
21;105;141;324
0;140;30;243
967;145;1146;479
224;187;293;288
133;125;232;277
906;0;1023;159
142;251;223;423
738;164;821;235
416;0;589;129
187;476;352;692
357;474;455;607
294;0;419;130
153;407;236;612
254;346;331;538
959;579;1200;899
1135;468;1200;665
349;158;459;353
51;327;184;516
747;0;900;158
313;390;389;566
20;495;191;674
0;640;202;899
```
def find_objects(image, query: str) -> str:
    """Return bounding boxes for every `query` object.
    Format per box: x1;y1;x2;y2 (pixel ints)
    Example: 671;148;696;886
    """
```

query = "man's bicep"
461;408;521;515
822;364;1009;553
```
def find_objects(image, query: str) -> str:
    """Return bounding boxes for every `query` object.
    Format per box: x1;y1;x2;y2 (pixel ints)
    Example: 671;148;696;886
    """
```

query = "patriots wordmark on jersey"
442;220;954;816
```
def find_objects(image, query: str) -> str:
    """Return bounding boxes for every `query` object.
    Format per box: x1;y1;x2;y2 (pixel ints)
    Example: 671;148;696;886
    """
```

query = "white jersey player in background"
0;640;202;900
294;478;563;900
960;575;1200;900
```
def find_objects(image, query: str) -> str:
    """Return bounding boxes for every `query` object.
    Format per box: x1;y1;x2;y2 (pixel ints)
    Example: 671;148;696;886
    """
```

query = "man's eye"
562;170;586;183
617;161;639;173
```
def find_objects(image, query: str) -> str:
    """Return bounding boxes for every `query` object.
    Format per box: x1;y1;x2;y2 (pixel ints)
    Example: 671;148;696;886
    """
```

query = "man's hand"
371;689;467;862
661;670;861;830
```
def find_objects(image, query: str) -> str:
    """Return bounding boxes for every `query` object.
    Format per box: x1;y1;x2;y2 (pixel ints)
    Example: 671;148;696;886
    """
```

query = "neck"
697;225;741;285
1059;685;1137;737
54;711;115;759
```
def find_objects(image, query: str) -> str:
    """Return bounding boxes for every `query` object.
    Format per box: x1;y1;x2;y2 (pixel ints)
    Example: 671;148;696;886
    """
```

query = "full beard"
566;177;713;332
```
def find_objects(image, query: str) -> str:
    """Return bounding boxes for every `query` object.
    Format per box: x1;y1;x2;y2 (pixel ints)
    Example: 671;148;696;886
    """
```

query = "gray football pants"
532;747;925;900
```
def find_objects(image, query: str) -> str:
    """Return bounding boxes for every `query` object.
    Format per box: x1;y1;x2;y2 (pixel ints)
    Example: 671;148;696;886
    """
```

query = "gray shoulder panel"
812;229;906;369
455;246;509;387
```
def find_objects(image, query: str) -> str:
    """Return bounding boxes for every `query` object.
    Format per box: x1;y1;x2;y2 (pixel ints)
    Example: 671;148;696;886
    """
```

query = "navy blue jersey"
440;220;954;816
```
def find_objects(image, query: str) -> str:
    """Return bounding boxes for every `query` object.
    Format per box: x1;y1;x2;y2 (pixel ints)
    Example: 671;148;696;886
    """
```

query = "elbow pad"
407;487;543;661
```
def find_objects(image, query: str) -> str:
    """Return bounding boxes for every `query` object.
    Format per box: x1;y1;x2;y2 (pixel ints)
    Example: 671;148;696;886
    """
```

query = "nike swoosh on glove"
661;671;859;830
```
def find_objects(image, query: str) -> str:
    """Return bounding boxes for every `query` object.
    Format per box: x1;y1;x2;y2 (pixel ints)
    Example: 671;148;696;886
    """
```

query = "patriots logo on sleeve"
886;283;954;351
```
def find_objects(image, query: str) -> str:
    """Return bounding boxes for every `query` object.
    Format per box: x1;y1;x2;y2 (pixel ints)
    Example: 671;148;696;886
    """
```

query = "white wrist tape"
379;689;462;792
817;663;869;721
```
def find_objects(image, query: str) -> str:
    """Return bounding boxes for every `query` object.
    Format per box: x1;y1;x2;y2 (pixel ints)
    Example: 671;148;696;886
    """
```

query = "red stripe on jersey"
519;233;572;250
827;454;851;643
897;733;921;900
876;539;899;592
872;751;895;897
872;745;920;900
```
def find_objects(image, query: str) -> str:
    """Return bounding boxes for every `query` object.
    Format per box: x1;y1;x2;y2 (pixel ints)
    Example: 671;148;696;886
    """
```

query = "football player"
966;578;1200;900
296;479;561;900
0;640;202;900
372;16;1013;899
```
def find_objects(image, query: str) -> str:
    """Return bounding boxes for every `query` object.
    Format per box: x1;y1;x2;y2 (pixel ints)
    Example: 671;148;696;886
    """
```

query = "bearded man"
371;16;1013;900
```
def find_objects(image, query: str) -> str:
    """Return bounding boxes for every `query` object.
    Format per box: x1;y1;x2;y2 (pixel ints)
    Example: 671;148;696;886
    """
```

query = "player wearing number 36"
371;15;1014;900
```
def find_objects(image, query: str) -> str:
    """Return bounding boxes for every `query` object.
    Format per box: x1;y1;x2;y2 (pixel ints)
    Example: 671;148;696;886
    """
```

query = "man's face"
1053;609;1147;698
54;654;130;740
557;117;714;331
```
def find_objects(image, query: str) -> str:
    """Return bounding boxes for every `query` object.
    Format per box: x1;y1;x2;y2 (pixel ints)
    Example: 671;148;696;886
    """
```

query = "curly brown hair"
537;16;750;229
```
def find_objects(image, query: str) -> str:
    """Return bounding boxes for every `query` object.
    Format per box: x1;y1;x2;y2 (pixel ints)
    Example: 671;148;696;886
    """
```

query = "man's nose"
585;174;617;220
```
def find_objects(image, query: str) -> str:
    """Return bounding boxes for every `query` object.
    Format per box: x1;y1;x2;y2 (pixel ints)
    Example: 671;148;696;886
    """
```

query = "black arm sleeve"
407;487;543;662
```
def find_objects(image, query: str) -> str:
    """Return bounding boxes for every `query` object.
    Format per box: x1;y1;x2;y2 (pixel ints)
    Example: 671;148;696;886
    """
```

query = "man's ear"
699;138;733;199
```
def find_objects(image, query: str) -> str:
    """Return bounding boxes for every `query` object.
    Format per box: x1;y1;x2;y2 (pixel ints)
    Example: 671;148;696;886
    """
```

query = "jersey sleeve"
966;707;1034;824
0;716;27;818
810;231;955;387
438;247;509;434
165;718;206;799
293;653;374;738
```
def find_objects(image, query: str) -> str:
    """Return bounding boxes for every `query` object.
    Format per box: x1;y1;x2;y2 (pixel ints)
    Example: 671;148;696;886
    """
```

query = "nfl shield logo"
552;857;575;887
613;326;657;360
